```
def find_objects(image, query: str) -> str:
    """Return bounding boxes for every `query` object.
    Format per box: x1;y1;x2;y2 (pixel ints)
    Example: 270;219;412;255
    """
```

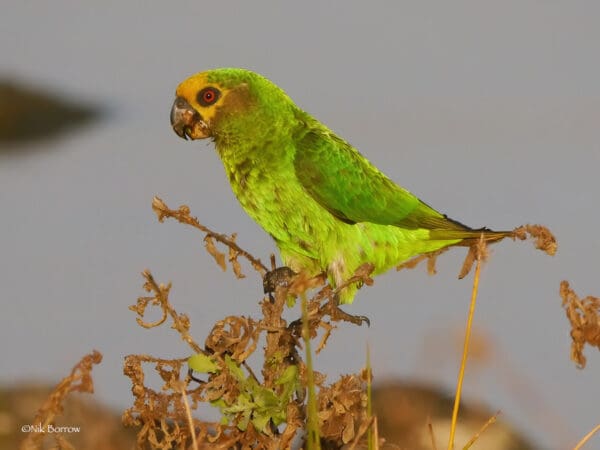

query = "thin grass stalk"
447;248;483;450
302;292;321;450
572;423;600;450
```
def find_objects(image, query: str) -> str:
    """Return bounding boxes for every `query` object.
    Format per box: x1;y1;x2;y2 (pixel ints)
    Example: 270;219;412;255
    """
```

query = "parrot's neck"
214;108;302;168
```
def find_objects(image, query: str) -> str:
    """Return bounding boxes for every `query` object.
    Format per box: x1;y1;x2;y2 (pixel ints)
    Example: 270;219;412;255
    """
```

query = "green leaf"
276;365;298;386
187;353;219;373
286;294;297;308
224;355;246;382
251;413;272;433
207;356;300;433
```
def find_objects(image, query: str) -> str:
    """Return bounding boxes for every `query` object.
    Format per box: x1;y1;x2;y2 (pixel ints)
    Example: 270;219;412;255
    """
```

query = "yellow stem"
462;411;499;449
180;384;198;450
447;253;482;450
573;423;600;450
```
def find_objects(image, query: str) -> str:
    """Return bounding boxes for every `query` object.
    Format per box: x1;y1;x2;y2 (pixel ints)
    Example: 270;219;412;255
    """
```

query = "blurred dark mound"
0;383;136;450
0;78;101;152
372;380;538;450
1;380;539;449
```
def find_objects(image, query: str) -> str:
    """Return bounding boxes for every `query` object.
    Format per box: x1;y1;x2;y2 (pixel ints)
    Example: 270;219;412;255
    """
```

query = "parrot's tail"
429;227;514;245
430;228;514;245
413;208;515;246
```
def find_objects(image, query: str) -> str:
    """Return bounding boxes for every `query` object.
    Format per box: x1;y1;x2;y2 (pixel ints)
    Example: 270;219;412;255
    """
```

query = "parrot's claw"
263;266;297;300
323;300;370;327
332;308;370;327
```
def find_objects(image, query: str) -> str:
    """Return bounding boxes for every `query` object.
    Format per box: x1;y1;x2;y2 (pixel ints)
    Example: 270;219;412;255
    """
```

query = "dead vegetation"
18;351;103;450
123;262;372;447
559;281;600;369
15;196;600;450
119;197;569;449
119;197;382;449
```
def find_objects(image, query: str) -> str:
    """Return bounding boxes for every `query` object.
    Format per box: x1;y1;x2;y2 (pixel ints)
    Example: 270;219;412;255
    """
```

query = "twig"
152;196;268;273
573;423;600;450
462;411;500;449
333;263;375;295
447;237;485;450
137;270;204;354
372;416;380;450
347;416;375;450
428;421;438;450
179;382;199;450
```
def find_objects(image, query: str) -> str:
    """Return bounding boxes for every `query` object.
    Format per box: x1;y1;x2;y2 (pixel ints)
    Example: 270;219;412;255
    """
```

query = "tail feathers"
429;227;513;245
399;201;513;245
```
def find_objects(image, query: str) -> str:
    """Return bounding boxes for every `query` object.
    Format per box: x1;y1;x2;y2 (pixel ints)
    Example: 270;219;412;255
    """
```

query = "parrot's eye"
197;87;220;106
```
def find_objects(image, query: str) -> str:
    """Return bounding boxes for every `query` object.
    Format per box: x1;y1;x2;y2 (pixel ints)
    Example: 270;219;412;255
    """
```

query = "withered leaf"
204;235;227;271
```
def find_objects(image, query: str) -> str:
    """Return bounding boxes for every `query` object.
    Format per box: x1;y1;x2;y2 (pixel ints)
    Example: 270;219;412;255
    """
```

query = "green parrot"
170;68;511;305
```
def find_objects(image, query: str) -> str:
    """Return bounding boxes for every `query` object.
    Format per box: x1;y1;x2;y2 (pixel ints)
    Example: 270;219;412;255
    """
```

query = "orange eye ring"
197;87;220;106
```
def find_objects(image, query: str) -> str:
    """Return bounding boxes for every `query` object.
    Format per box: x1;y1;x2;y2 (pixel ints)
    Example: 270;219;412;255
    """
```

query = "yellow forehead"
176;72;206;99
175;72;223;113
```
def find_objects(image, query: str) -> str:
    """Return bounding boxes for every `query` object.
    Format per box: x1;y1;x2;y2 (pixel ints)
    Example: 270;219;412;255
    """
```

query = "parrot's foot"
323;300;370;327
263;266;297;300
286;298;369;335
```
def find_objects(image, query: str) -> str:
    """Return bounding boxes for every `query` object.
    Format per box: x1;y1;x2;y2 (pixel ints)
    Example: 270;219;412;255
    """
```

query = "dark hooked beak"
170;97;209;140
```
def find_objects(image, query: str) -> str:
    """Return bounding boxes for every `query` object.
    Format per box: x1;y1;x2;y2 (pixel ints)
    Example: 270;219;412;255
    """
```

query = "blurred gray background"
1;2;599;448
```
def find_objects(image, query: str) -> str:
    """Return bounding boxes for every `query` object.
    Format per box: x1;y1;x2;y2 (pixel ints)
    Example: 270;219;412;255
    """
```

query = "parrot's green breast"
216;120;459;304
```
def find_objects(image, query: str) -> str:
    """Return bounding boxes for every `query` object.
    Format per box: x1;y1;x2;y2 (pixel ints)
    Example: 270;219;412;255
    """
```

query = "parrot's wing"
294;129;470;231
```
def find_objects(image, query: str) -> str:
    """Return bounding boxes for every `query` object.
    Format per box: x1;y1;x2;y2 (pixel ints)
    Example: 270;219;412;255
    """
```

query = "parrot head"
170;68;295;144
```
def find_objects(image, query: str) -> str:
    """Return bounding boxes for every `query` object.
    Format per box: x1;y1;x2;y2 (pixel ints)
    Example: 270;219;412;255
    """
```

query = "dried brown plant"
123;198;565;449
317;372;371;447
559;280;600;369
122;198;379;449
19;350;103;450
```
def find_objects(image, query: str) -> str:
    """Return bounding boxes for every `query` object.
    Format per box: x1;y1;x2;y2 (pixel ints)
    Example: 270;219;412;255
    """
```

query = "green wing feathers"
294;128;512;243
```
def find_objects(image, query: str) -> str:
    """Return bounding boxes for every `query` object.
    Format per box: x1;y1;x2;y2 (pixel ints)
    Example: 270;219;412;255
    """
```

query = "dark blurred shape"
0;78;101;151
0;383;136;450
372;380;538;450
